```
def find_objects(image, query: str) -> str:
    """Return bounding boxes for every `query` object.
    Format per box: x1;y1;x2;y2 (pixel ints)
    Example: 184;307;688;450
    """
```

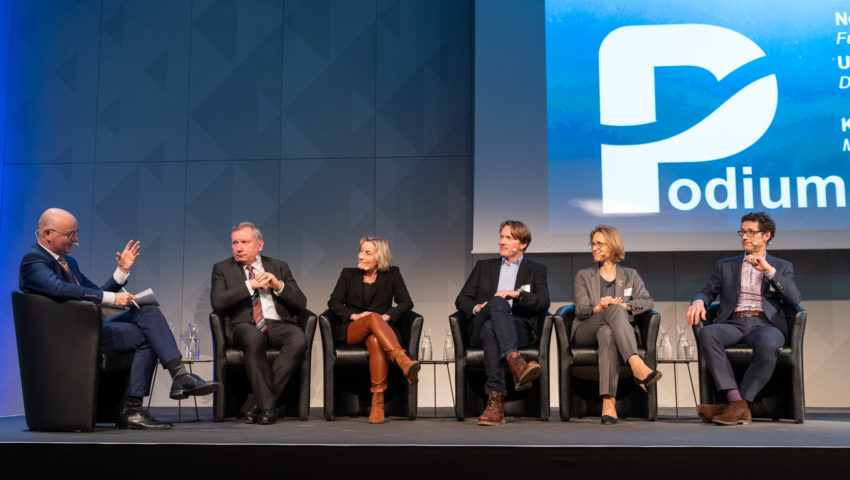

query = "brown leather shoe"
478;391;505;426
696;403;727;424
391;350;421;384
368;392;385;424
712;400;751;425
506;353;541;391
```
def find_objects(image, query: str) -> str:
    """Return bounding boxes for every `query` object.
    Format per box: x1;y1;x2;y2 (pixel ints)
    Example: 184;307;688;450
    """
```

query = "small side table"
419;360;454;417
147;358;213;422
657;359;698;417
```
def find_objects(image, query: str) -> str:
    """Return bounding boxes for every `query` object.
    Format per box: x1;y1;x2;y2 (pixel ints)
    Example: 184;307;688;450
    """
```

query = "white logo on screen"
598;24;778;214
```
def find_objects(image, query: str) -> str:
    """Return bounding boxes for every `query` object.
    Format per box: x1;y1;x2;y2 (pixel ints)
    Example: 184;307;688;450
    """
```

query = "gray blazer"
572;264;654;338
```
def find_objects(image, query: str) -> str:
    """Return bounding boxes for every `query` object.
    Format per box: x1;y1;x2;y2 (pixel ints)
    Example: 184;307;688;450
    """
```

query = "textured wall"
0;0;473;414
1;0;847;417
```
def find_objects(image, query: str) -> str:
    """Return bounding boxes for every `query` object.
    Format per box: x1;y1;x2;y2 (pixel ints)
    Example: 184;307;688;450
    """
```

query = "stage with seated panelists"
1;407;848;477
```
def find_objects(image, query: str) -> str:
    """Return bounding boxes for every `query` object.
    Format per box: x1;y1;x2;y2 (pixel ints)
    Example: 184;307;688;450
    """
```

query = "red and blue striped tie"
245;266;267;332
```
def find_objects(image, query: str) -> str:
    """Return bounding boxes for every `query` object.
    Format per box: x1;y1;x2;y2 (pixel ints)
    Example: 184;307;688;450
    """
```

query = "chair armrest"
298;309;318;345
448;311;467;359
318;310;336;358
789;306;806;352
639;310;661;367
400;311;423;359
209;312;227;360
554;305;574;348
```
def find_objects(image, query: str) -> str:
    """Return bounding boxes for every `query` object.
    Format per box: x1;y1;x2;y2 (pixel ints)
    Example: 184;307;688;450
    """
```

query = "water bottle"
419;328;432;361
186;323;199;360
676;325;691;360
661;330;674;361
191;332;201;360
657;326;673;360
443;327;455;361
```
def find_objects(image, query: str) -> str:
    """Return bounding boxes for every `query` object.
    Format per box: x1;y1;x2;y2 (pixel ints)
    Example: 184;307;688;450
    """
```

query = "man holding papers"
19;208;219;430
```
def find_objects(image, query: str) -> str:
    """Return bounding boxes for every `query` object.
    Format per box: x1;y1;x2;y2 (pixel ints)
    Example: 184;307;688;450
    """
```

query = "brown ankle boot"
696;403;728;424
369;392;385;424
712;400;751;426
506;353;541;391
478;391;505;426
391;350;421;384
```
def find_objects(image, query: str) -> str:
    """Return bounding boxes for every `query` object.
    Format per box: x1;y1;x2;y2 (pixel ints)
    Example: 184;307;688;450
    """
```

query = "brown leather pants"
346;312;402;393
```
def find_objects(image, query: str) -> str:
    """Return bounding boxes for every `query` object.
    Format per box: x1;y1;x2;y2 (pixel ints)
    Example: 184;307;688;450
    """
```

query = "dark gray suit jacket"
210;256;307;341
573;264;654;339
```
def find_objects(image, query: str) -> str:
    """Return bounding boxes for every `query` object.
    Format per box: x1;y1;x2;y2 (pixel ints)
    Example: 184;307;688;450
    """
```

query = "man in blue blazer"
20;208;219;429
686;212;801;426
456;220;550;426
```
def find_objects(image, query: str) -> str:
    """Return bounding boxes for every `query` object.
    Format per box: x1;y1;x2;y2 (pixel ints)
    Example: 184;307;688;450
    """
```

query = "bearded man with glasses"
686;211;801;426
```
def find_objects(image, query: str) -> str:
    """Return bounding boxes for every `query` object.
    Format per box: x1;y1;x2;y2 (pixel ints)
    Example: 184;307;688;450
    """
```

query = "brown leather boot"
390;350;421;384
696;403;728;424
369;392;385;424
712;400;751;425
477;391;505;426
506;352;541;391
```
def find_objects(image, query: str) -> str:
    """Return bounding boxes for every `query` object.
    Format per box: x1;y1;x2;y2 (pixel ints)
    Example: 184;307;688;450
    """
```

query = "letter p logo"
598;24;777;214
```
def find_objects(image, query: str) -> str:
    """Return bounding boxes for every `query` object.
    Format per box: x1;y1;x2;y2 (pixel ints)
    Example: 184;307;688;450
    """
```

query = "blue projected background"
544;0;850;250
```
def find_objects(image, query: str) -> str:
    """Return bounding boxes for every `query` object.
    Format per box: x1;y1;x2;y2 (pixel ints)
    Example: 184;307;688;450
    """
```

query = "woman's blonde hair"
590;225;625;263
360;236;393;272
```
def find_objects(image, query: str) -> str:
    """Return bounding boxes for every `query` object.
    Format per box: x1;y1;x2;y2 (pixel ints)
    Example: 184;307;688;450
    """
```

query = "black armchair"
209;310;317;421
692;303;806;423
448;311;552;421
318;309;422;420
11;291;133;432
553;305;660;421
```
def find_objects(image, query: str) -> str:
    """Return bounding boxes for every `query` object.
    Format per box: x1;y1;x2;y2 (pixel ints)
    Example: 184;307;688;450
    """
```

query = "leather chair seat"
694;304;806;423
463;348;539;368
12;292;132;432
210;311;316;421
319;310;422;420
569;346;648;366
554;305;660;421
449;311;552;421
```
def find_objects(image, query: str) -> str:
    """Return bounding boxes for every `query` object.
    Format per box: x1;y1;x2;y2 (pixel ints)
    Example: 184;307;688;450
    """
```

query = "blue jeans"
469;297;533;395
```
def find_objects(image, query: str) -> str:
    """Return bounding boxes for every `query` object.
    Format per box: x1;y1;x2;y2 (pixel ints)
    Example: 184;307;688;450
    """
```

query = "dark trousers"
231;320;307;410
698;316;785;402
572;306;638;397
469;297;532;395
100;304;182;398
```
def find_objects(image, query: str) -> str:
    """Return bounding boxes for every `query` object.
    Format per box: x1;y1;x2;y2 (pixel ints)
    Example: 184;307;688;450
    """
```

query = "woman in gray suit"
573;225;662;424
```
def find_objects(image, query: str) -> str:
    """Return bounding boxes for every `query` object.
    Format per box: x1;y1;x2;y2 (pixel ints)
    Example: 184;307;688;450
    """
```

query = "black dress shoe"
257;409;277;425
601;415;619;425
242;404;260;424
118;408;172;430
635;370;663;392
169;373;221;400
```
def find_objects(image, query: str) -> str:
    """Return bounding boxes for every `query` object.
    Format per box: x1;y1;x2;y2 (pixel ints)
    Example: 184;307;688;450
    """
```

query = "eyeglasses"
589;242;607;249
737;229;762;238
47;228;79;239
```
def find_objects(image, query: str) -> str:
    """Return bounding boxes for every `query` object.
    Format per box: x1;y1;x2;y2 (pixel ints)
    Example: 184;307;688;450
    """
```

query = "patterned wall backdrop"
1;0;847;416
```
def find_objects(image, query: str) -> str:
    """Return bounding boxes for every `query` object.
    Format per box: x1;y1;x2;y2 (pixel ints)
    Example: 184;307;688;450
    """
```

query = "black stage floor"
2;408;849;477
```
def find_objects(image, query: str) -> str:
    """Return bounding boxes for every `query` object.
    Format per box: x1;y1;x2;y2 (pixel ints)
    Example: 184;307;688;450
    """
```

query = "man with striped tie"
20;208;219;430
211;222;307;425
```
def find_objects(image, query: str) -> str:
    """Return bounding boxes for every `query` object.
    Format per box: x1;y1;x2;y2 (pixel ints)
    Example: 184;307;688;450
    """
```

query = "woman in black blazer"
328;236;420;423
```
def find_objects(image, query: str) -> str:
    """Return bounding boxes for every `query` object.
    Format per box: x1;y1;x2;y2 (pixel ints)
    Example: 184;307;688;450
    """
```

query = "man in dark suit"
19;208;219;430
456;220;550;426
687;212;802;426
210;222;307;425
